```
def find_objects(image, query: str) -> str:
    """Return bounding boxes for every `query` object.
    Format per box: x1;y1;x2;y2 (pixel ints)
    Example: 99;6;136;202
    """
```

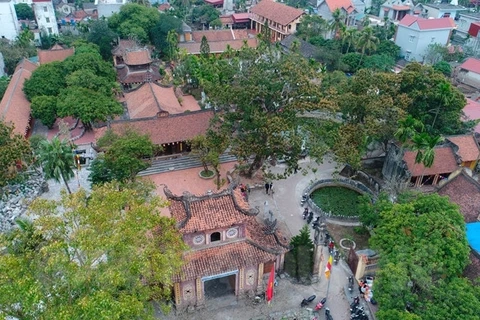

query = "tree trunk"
247;155;263;178
61;172;72;194
213;165;221;190
202;162;209;174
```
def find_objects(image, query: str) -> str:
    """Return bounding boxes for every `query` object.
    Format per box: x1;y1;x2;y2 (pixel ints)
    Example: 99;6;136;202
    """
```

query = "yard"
326;223;370;252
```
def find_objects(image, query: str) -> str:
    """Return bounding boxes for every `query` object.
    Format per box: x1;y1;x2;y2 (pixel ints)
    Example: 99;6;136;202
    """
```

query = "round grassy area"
310;186;362;216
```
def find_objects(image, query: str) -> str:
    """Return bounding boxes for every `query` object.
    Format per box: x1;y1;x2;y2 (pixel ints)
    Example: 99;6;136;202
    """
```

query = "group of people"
358;279;374;302
264;182;273;195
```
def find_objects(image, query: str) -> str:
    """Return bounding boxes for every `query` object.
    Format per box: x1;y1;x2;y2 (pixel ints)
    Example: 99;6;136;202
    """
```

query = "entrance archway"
203;271;237;299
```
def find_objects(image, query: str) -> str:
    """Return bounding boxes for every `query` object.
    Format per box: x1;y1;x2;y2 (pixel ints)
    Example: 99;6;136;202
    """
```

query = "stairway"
138;153;237;176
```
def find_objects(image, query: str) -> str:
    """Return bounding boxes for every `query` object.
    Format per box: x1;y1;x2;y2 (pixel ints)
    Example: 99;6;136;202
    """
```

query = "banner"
325;255;333;280
266;263;275;303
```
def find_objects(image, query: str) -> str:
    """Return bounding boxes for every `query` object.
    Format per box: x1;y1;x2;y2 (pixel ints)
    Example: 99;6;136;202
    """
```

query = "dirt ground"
325;223;370;254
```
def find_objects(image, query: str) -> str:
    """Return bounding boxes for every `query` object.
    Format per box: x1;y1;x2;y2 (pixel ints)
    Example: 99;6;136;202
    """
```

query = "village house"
0;59;38;137
249;0;304;42
280;35;319;59
165;185;290;311
379;0;414;21
32;0;59;35
414;1;465;20
394;14;455;62
316;0;357;28
456;57;480;89
457;11;480;38
112;40;161;89
463;98;480;134
0;0;20;40
95;0;127;18
178;28;258;55
382;134;480;187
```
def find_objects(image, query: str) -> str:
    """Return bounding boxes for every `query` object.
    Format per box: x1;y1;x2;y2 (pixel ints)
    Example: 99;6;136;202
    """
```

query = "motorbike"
300;295;316;307
350;306;368;320
300;193;308;206
312;217;321;229
348;276;355;293
333;249;340;265
350;296;360;313
303;207;309;220
314;297;327;311
325;307;334;320
307;211;314;224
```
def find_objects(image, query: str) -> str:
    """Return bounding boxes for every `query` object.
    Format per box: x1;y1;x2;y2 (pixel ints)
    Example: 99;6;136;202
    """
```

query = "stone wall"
0;171;48;233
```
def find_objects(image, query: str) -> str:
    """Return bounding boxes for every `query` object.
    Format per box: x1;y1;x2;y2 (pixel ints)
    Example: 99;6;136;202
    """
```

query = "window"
210;232;221;242
47;27;52;34
46;17;50;23
43;6;47;12
431;37;436;42
409;35;415;42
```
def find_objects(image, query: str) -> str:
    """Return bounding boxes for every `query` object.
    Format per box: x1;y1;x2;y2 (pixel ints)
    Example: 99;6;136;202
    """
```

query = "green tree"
65;69;119;96
14;3;34;20
341;28;358;53
56;87;123;130
0;39;36;75
166;30;179;61
15;29;34;48
37;137;74;194
341;52;362;72
296;15;328;41
375;40;401;59
23;62;67;100
90;128;155;184
362;54;395;72
423;43;448;65
370;193;470;317
30;96;58;128
63;48;116;80
357;27;379;65
108;3;160;43
329;9;345;39
284;225;314;280
200;35;210;57
0;181;186;319
191;4;219;28
411;132;443;169
0;121;32;186
433;60;452;77
0;76;10;101
86;20;118;60
151;15;183;55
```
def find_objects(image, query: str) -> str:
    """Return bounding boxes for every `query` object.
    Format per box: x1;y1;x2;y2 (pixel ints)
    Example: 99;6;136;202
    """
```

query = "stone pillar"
239;268;245;292
312;245;324;283
355;255;367;281
257;263;264;292
195;278;204;308
174;283;181;306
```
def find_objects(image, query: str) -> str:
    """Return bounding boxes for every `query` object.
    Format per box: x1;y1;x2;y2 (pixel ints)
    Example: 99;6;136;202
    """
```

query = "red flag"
266;263;275;303
325;255;333;280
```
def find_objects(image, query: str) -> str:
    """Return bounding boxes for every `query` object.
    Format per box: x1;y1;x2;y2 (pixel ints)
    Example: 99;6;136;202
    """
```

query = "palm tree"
329;9;345;39
411;133;443;186
38;137;75;194
431;82;453;130
394;115;424;145
357;27;379;65
342;28;358;53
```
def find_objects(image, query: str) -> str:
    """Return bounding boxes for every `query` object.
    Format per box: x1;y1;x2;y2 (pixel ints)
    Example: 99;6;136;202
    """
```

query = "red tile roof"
399;14;456;30
116;66;161;84
392;5;410;10
37;46;74;65
97;110;213;145
179;38;258;54
324;0;355;14
0;59;38;136
250;0;304;26
124;83;200;119
191;29;252;42
463;99;480;134
220;15;234;24
205;0;223;5
459;57;480;75
158;3;171;11
437;169;480;223
232;13;250;23
447;135;480;162
112;39;138;57
403;146;458;176
124;50;152;66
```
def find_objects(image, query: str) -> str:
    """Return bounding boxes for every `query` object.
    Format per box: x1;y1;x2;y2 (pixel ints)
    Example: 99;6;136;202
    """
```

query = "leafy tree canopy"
0;76;10;101
86;20;118;60
0;181;186;319
191;4;219;27
0;121;32;186
14;3;34;20
30;96;58;129
23;62;67;100
0;39;36;75
108;3;160;43
151;14;183;54
433;60;452;77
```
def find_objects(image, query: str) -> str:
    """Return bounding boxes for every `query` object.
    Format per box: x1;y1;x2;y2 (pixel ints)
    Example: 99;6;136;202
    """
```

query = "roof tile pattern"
437;170;480;223
447;135;480;162
0;59;38;136
403;147;458;176
38;46;74;65
459;57;480;75
192;29;250;42
399;14;455;30
124;50;152;65
179;38;258;54
324;0;355;13
250;0;304;25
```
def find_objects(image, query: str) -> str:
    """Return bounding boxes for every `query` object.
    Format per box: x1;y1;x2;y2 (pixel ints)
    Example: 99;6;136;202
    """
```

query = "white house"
0;0;20;40
316;0;357;28
32;0;58;35
394;14;455;62
379;0;414;22
457;11;480;38
12;0;33;5
415;2;465;20
95;0;127;18
456;58;480;88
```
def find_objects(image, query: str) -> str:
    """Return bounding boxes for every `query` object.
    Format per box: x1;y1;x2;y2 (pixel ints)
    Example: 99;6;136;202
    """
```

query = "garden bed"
311;186;362;216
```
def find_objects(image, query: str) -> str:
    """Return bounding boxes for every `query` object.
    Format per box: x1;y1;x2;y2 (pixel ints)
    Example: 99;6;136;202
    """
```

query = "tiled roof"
174;241;276;281
250;0;304;26
124;50;151;66
116;66;161;84
447;135;480;162
399;14;455;30
37;46;74;65
403;146;458;176
0;59;38;136
459;58;480;75
158;3;171;11
112;39;138;57
179;38;258;54
437;169;480;223
324;0;355;14
124;83;200;119
191;29;252;42
97;110;213;145
463;99;480;134
280;34;318;58
232;13;250;23
220;15;233;24
392;5;410;10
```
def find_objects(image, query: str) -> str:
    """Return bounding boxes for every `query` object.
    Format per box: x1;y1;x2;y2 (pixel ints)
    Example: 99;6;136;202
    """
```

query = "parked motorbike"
325;307;334;320
348;276;355;293
333;250;340;265
350;296;360;313
314;297;327;311
300;295;316;307
307;212;314;224
312;217;321;229
300;193;308;206
303;207;309;220
350;306;368;320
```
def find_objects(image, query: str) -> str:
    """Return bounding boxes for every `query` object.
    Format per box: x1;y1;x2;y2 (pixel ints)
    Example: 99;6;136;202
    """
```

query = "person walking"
265;182;270;195
269;182;273;194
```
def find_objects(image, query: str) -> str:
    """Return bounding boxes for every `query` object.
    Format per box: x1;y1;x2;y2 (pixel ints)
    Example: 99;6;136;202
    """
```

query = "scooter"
312;217;320;229
314;297;327;311
303;207;309;220
333;249;340;265
350;296;360;313
300;295;316;307
348;276;355;293
325;307;334;320
350;306;368;320
300;193;308;206
307;211;314;224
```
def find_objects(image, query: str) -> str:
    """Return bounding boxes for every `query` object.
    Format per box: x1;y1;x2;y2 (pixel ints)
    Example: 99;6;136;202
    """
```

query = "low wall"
304;178;375;221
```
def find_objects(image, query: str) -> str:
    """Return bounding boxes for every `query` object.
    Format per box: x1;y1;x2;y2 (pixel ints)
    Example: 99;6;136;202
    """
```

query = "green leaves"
38;137;74;193
0;182;186;319
0;121;32;186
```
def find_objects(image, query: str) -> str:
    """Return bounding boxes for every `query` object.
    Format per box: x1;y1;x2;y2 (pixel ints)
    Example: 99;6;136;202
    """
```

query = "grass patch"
311;186;362;216
199;170;214;178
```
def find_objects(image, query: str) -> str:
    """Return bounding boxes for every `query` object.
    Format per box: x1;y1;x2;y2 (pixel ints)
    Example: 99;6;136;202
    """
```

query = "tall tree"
37;137;74;194
14;3;34;20
341;28;357;53
0;181;186;319
296;15;328;41
86;20;118;60
30;95;58;129
23;62;67;100
166;30;179;61
0;121;32;186
329;9;345;39
284;225;314;280
108;4;160;43
200;35;210;57
357;27;379;65
151;15;183;55
411;132;443;169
